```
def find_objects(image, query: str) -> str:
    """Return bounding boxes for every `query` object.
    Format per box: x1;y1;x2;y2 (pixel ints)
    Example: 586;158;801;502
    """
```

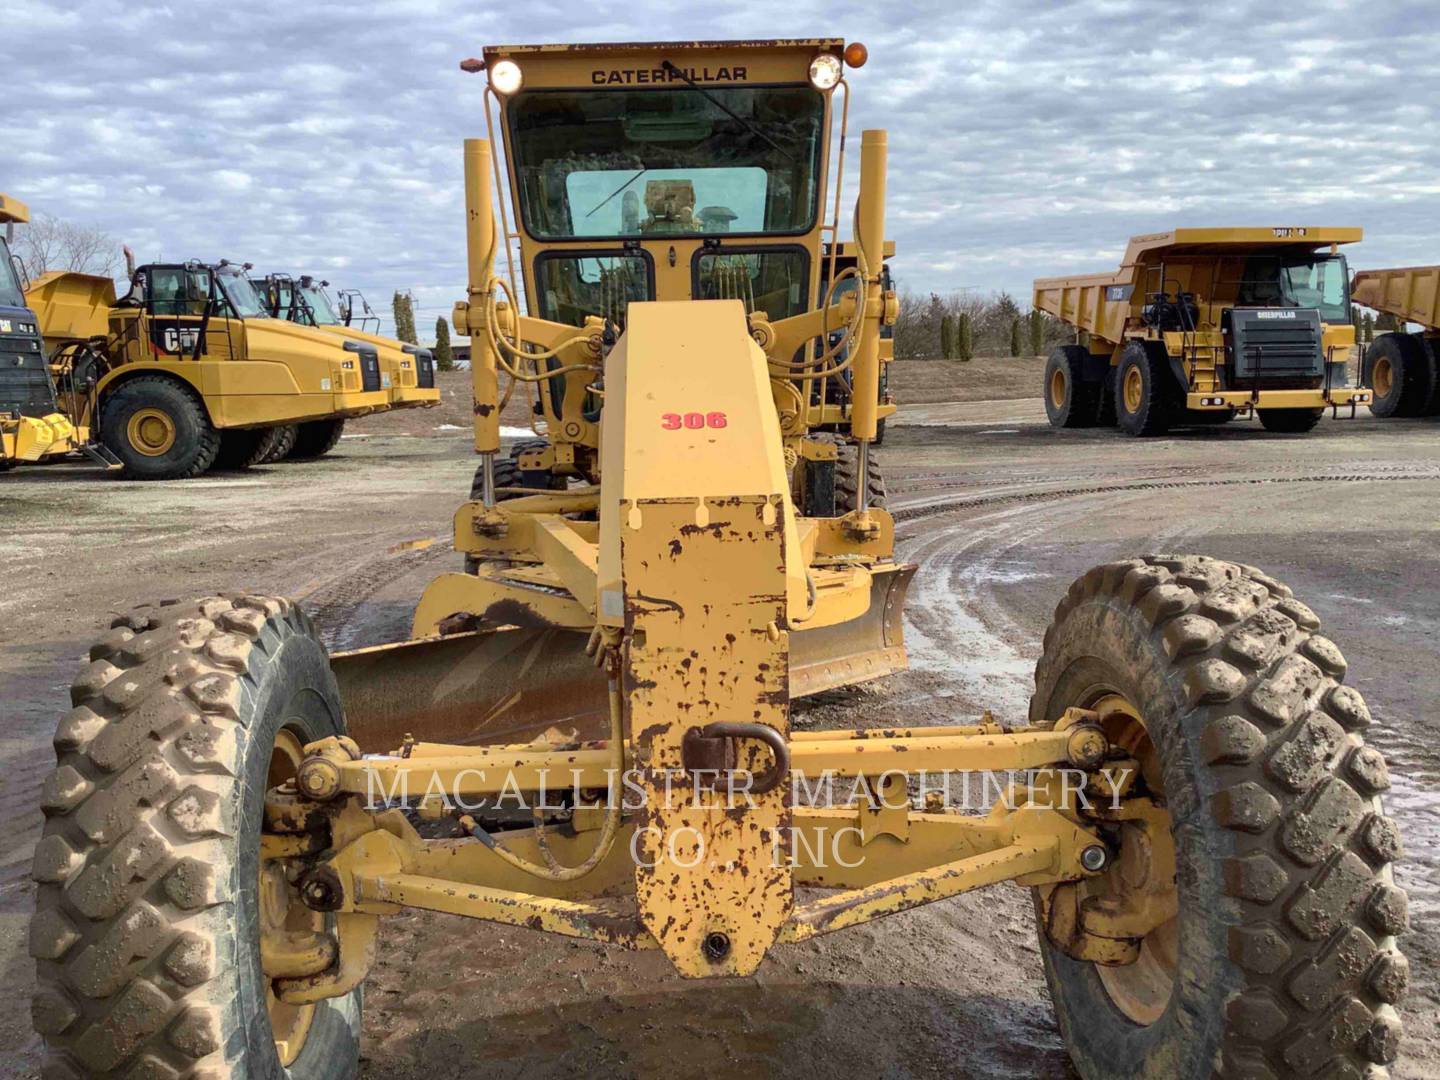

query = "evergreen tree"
434;316;455;371
1009;317;1022;358
940;314;955;359
392;291;418;345
1362;312;1375;344
957;312;974;362
1028;309;1044;357
1375;312;1399;333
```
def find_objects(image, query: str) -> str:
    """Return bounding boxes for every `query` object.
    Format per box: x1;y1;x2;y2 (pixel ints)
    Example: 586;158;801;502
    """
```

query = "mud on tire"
30;595;360;1078
1031;555;1407;1079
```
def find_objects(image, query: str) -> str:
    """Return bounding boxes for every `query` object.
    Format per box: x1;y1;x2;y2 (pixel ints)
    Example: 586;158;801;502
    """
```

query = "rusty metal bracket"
681;721;790;795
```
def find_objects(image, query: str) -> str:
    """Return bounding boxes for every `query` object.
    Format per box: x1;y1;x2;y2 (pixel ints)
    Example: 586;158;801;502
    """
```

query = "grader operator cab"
1034;228;1373;435
31;41;1408;1080
26;258;390;476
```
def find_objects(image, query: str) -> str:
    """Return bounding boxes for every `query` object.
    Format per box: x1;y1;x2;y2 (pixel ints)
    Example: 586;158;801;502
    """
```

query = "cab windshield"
0;239;26;309
508;85;826;240
216;269;269;319
1239;254;1350;323
298;285;341;326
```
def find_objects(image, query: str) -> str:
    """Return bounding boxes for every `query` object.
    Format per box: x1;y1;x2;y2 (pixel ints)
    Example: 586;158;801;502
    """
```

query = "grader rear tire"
1031;556;1407;1079
30;595;361;1078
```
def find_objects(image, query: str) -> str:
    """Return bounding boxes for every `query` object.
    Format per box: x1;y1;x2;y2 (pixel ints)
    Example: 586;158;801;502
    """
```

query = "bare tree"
12;213;120;278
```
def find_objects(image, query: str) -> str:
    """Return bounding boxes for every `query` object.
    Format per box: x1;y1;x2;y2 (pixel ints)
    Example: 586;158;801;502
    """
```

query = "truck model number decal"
661;411;728;430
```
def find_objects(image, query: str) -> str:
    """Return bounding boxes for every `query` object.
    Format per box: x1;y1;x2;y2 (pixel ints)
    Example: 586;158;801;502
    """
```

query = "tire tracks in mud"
889;464;1440;522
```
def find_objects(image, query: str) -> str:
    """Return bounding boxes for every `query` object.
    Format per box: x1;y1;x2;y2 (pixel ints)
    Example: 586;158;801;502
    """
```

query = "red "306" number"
661;411;727;430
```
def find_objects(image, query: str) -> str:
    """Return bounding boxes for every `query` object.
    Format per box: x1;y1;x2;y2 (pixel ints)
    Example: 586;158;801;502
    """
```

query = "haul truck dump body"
1351;265;1440;417
27;40;1411;1080
1033;227;1372;435
259;273;440;408
26;260;389;477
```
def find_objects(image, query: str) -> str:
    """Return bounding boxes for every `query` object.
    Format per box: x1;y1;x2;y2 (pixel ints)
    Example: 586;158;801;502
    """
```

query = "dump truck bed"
1351;266;1440;332
1033;227;1363;346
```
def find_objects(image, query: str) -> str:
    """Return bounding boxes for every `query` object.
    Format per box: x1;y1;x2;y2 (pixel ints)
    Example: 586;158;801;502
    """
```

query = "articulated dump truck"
0;194;110;471
258;273;441;409
25;259;391;477
1034;228;1373;435
31;41;1408;1080
1351;265;1440;418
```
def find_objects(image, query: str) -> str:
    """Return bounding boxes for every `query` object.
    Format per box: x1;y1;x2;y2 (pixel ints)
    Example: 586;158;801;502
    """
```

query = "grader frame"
267;39;1171;993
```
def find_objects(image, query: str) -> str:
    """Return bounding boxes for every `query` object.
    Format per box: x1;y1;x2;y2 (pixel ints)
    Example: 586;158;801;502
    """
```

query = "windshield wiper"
586;165;649;219
660;60;796;164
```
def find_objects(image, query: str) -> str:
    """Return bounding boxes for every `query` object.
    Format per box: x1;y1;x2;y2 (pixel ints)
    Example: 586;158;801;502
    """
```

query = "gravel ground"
1;395;1436;1079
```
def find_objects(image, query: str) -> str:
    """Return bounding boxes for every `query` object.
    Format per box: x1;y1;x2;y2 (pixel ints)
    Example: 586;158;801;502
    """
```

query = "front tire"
1031;556;1407;1079
31;596;362;1078
1115;341;1178;437
99;376;220;480
1258;408;1324;434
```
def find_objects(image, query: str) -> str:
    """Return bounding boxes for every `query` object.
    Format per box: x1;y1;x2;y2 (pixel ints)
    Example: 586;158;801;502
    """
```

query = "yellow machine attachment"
0;194;97;470
25;260;391;478
1033;227;1373;434
263;274;442;409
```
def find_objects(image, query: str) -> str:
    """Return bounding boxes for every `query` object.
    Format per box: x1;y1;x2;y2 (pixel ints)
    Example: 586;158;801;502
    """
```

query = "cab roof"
1122;227;1362;263
478;39;846;89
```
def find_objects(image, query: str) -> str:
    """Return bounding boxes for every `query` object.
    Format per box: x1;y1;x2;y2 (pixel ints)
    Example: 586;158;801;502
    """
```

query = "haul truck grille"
0;341;59;418
345;341;383;392
1224;307;1325;387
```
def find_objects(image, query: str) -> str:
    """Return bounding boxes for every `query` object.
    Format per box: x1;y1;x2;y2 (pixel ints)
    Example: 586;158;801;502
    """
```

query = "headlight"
490;59;523;95
808;53;842;91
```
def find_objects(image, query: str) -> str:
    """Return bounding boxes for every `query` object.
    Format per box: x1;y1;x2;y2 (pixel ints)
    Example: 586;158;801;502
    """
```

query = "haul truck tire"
288;419;346;461
262;424;298;464
212;428;272;471
1044;345;1101;428
30;595;362;1078
99;376;221;480
1115;341;1177;437
1258;408;1324;434
1031;555;1408;1080
1366;333;1433;418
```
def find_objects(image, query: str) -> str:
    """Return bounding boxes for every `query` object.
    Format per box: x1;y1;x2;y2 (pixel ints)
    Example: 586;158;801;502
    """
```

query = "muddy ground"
1;374;1436;1078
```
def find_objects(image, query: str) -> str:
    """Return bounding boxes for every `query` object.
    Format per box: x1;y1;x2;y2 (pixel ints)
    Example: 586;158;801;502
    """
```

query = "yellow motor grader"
31;40;1408;1080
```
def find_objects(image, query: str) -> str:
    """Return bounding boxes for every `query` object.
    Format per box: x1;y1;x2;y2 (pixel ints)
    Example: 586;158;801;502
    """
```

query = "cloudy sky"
9;0;1439;337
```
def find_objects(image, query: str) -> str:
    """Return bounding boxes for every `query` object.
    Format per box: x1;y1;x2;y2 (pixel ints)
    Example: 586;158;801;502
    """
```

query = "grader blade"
331;564;914;752
790;561;915;696
330;627;607;749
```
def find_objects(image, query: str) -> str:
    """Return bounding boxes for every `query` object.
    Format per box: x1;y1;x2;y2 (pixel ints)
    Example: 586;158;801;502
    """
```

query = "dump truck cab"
1034;228;1372;435
473;39;893;484
26;258;390;476
0;194;85;469
259;273;440;408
